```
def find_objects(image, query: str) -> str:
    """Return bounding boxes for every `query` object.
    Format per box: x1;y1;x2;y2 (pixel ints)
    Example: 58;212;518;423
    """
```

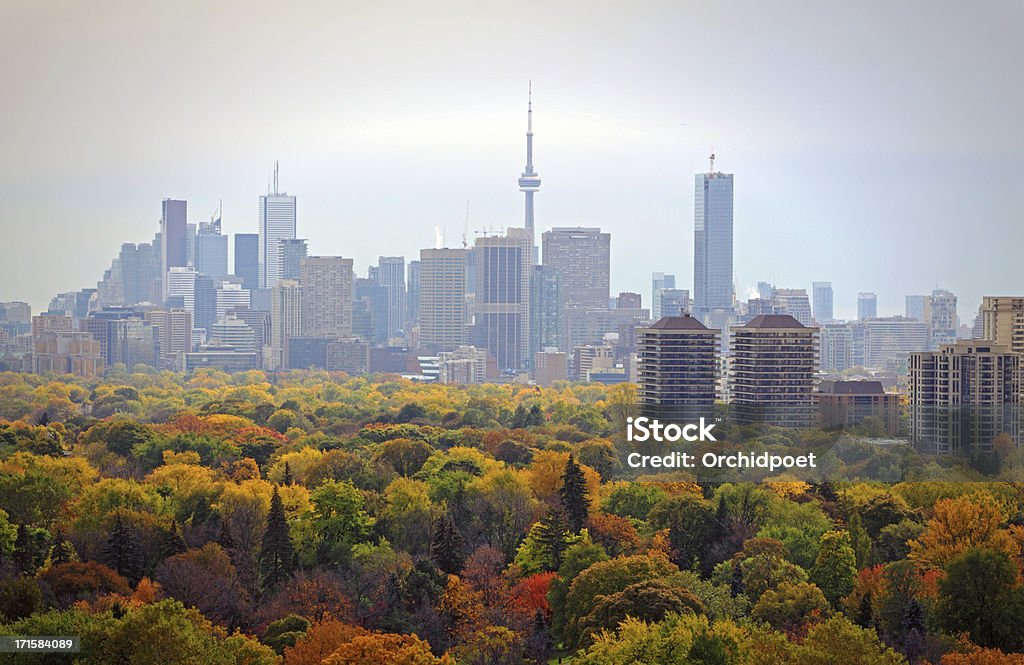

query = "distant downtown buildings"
1;87;1022;455
692;157;734;320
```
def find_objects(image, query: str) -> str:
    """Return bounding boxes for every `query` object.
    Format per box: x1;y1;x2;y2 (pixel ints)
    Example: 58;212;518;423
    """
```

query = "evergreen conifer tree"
559;454;589;533
259;487;295;593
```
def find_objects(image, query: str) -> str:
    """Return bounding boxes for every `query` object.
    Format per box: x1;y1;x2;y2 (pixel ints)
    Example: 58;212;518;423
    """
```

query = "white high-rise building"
376;256;407;337
166;266;197;313
259;162;297;289
215;282;251;322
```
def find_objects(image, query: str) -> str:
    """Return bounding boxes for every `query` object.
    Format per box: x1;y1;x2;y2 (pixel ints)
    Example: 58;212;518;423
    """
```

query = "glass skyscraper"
693;170;734;317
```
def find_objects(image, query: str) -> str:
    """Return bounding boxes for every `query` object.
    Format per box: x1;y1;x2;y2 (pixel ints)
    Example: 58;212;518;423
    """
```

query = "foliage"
0;373;1023;662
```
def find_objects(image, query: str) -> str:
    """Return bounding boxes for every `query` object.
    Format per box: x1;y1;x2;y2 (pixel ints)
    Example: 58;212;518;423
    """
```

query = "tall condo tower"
259;161;298;289
517;82;541;262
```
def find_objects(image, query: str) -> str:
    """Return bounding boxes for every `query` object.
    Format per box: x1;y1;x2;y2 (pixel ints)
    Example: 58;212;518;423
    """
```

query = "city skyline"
2;1;1022;318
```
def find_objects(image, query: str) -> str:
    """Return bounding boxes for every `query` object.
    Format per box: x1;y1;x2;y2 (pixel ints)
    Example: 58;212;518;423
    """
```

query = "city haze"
1;0;1022;319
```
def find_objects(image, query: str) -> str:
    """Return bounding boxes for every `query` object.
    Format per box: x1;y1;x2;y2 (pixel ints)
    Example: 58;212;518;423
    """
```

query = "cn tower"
517;82;541;261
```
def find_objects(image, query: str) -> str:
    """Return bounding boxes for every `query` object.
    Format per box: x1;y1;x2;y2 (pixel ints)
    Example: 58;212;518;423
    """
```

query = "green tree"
309;479;374;565
938;547;1023;651
559;454;589;534
531;506;573;572
560;554;679;649
101;513;144;584
734;538;808;601
47;527;78;565
578;579;704;647
263;614;311;654
12;524;50;575
259;487;295;593
751;581;830;630
810;530;858;607
602;482;667;520
431;511;466;575
648;494;715;571
794;614;905;665
847;511;873;569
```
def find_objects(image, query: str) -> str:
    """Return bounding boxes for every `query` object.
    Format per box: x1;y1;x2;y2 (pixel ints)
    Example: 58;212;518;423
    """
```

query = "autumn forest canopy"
1;369;1024;664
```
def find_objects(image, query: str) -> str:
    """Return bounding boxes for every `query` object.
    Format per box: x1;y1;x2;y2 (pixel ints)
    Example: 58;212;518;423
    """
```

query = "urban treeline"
0;371;1023;663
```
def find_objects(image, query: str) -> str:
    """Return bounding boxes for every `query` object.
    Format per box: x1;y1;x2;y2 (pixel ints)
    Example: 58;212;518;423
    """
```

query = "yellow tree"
908;494;1018;569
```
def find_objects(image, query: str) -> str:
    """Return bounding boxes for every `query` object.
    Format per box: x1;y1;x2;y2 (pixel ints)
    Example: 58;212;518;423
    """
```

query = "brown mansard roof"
743;314;806;329
646;315;709;330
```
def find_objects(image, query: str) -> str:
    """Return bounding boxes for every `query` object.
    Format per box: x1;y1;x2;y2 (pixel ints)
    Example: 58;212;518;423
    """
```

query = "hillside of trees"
1;368;1024;664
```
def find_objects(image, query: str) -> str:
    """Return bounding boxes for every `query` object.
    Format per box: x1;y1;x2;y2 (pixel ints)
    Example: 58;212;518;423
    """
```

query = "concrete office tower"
905;295;927;321
278;238;308;282
258;163;297;289
270;279;303;369
980;296;1024;354
858;292;877;320
651;273;676;320
925;289;958;349
730;314;819;428
300;257;354;338
658;289;690;319
517;82;542;261
234;233;259;291
215;281;251;322
820;323;854;372
419;248;468;353
542;227;611;309
146;308;192;370
31;314;102;377
772;288;813;327
863;316;929;370
534;348;568;386
195;218;228;279
229;307;271;367
211;315;257;354
112;241;160;307
909;341;1022;453
161;199;188;299
437;345;490;384
637;314;720;421
376;256;407;337
617;293;642;309
166;266;197;313
693;157;734;318
812;281;834;323
474;228;532;371
407;260;421;326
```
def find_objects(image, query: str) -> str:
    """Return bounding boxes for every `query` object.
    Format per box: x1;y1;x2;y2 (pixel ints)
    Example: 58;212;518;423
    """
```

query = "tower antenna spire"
709;149;715;173
273;160;279;194
528;80;533;133
517;82;541;262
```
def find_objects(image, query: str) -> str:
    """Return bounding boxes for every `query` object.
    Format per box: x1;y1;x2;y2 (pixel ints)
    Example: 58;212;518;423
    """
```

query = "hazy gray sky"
2;0;1022;321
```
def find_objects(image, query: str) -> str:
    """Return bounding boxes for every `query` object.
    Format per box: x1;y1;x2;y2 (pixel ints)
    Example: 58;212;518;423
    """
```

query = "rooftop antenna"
709;149;715;173
462;200;470;248
273;160;279;194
